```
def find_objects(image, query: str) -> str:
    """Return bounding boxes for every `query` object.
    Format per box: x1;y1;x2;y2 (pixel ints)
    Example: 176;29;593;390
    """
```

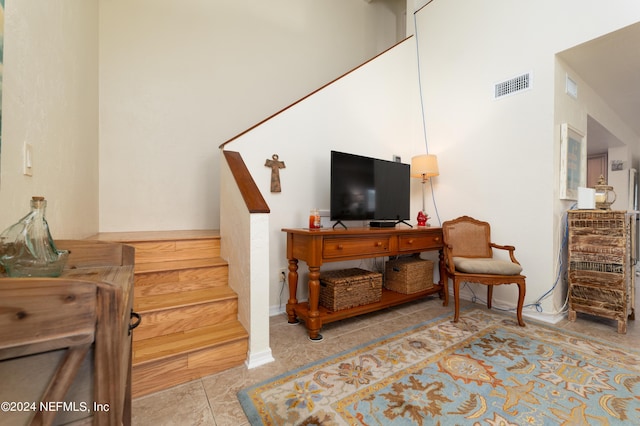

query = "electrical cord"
524;203;577;314
412;6;442;227
429;178;442;226
278;271;287;313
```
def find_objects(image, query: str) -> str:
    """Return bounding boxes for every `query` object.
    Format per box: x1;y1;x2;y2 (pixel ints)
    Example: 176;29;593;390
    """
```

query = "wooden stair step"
133;321;248;366
132;297;239;342
90;230;222;264
134;287;237;314
134;257;227;274
129;239;221;264
134;264;228;287
90;230;221;243
131;337;247;398
133;287;239;341
134;275;228;300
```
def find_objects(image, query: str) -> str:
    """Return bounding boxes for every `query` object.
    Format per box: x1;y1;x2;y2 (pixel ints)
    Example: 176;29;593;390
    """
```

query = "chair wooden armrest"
489;242;521;265
443;243;457;272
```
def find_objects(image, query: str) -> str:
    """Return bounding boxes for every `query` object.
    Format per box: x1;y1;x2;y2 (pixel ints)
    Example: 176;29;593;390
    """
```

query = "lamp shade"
411;154;439;179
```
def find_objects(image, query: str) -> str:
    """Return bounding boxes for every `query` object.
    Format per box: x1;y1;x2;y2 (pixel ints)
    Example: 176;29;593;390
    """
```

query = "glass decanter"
0;196;69;277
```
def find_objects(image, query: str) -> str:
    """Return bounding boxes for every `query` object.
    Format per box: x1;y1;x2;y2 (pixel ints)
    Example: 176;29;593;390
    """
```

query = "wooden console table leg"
286;259;299;324
306;266;323;341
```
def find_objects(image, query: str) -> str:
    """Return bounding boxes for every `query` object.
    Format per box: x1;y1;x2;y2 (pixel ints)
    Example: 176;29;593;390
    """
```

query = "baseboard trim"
522;310;566;325
270;299;308;317
270;305;286;317
246;348;275;369
455;285;567;325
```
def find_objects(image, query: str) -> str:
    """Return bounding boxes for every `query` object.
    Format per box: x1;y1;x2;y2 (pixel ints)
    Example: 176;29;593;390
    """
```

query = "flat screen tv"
330;151;410;228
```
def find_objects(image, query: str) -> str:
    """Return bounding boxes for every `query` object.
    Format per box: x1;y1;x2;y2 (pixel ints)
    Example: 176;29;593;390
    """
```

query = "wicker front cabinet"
567;210;636;333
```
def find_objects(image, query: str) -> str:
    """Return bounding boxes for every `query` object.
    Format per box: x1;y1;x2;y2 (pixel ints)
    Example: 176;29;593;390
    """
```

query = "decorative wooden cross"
265;154;285;192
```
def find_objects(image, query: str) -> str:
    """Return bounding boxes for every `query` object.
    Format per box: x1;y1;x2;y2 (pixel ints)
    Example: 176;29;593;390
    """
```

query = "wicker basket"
384;257;433;294
319;268;382;311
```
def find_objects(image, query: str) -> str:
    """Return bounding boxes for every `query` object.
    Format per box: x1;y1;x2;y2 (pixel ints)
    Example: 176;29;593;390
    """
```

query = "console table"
282;227;447;340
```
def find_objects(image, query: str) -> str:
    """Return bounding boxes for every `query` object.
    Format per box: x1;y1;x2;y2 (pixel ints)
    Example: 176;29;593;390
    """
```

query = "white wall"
98;0;403;232
415;0;640;319
225;38;425;311
220;158;272;367
0;0;99;239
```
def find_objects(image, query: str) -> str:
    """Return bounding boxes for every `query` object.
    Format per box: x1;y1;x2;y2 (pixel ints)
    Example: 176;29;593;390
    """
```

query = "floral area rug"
237;309;640;425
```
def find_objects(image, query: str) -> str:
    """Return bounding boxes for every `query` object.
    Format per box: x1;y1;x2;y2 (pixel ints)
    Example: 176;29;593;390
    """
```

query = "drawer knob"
375;241;382;247
434;237;440;242
408;239;414;244
337;244;344;250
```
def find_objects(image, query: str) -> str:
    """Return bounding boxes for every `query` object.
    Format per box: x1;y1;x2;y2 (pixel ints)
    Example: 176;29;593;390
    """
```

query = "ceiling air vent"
493;72;531;99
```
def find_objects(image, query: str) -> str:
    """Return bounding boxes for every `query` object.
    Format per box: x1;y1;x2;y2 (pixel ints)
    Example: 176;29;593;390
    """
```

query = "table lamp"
411;154;439;226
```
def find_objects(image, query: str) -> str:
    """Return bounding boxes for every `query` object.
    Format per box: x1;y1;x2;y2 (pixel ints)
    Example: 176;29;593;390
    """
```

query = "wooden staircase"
91;230;248;398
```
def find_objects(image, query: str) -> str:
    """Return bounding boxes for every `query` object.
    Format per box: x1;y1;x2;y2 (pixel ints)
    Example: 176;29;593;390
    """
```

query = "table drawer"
398;234;442;252
323;236;391;259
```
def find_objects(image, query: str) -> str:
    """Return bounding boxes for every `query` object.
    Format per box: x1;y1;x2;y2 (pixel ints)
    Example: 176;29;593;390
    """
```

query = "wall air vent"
493;72;531;99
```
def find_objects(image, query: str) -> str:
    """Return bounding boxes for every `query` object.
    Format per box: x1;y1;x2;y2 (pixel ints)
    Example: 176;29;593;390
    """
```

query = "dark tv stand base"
332;221;347;230
332;220;413;229
369;221;396;228
369;220;412;228
395;219;413;228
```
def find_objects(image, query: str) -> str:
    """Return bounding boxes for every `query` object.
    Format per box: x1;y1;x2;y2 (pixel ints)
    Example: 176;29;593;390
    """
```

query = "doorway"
586;115;624;188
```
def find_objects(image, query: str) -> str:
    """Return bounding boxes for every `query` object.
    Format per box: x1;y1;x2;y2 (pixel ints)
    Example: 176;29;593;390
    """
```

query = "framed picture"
559;123;586;200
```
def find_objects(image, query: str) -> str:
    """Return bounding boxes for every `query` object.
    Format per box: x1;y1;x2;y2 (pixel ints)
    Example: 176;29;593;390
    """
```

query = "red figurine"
417;211;429;227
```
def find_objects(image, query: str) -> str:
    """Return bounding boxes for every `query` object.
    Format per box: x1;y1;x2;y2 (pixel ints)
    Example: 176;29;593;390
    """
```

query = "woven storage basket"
384;257;434;294
319;268;382;311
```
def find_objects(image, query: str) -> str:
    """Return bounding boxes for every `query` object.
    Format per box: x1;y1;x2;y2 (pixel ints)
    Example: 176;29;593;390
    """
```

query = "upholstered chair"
442;215;526;326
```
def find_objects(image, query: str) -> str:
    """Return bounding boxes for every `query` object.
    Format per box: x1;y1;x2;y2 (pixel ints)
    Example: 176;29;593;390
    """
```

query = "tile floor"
131;294;639;425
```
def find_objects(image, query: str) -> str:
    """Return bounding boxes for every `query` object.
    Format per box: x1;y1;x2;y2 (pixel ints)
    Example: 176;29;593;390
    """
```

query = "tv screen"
330;151;410;224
